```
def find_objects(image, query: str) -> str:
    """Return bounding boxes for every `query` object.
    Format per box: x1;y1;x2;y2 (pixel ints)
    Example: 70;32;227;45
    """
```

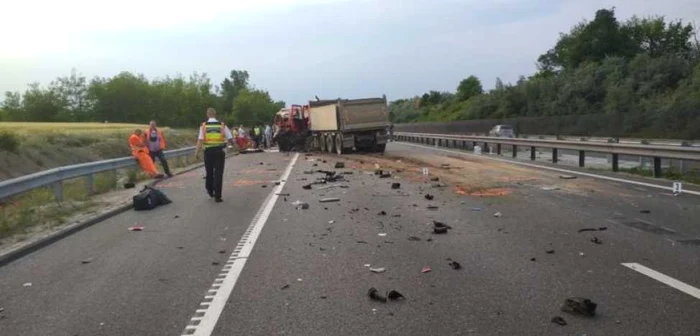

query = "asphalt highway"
0;143;698;336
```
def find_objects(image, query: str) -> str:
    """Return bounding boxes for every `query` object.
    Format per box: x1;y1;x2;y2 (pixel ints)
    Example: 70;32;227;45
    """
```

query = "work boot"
215;198;223;203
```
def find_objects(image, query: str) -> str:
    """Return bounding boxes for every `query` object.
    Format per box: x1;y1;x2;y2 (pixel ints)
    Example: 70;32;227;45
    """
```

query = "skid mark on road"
180;153;299;336
622;263;700;300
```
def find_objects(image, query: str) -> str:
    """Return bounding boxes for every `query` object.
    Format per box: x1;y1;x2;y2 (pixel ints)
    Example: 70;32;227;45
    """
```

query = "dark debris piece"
378;211;387;216
387;290;405;300
380;173;392;178
561;297;597;317
433;227;448;234
591;237;603;244
335;162;345;169
281;284;290;290
427;205;439;210
424;194;434;200
368;287;387;303
433;221;452;229
551;316;567;326
578;227;607;233
302;184;312;190
546;249;555;254
430;177;439;181
391;183;401;189
640;210;651;214
530;258;537;262
408;236;422;241
448;261;462;270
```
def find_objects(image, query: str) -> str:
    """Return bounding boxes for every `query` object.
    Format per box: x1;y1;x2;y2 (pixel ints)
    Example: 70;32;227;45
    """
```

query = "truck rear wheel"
325;135;335;153
335;134;343;155
319;135;326;152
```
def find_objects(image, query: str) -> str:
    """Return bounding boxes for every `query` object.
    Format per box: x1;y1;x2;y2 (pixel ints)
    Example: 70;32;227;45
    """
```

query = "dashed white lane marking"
622;263;700;300
181;153;299;336
397;142;700;196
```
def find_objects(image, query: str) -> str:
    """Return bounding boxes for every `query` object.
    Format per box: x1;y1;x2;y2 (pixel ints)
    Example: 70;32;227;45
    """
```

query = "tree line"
390;8;700;139
0;69;285;128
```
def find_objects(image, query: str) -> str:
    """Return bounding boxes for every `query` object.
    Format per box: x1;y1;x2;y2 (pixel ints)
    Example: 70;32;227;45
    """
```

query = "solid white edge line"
622;263;700;300
186;153;300;336
397;142;700;196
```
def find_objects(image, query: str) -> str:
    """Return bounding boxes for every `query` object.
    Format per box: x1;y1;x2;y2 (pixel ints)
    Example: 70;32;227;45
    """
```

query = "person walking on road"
195;108;234;203
264;124;272;149
236;125;247;150
145;120;173;177
253;125;262;149
129;129;164;179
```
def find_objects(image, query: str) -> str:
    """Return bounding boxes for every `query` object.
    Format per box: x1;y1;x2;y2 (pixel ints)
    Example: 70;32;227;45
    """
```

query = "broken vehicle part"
424;194;435;200
387;290;405;300
319;198;340;203
561;297;597;317
368;287;387;303
551;316;567;326
369;267;386;273
448;261;462;270
391;183;401;189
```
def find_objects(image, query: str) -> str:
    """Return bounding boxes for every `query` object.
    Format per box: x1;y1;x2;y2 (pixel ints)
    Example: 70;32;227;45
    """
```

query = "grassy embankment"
0;122;199;241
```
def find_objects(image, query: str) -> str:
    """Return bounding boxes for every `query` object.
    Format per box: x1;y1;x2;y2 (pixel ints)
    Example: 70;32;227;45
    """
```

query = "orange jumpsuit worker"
129;129;164;179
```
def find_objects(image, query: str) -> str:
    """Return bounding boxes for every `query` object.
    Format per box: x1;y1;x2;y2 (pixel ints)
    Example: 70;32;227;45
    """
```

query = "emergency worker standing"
145;120;173;177
195;108;234;202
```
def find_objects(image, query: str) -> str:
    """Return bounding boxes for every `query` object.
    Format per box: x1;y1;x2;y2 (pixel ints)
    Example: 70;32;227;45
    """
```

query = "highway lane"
0;151;294;336
0;143;699;336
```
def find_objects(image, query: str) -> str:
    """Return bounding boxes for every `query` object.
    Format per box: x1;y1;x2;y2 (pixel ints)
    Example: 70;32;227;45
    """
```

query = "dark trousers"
204;147;226;198
149;150;172;175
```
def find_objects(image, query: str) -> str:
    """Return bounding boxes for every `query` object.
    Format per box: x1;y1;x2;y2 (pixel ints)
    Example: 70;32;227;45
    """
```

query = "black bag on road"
133;186;172;211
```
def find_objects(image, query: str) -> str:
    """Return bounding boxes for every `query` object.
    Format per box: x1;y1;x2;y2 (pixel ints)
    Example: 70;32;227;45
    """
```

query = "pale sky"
1;0;699;104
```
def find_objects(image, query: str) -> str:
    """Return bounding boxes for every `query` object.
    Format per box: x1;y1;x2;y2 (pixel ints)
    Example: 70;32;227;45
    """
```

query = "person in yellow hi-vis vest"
195;108;234;203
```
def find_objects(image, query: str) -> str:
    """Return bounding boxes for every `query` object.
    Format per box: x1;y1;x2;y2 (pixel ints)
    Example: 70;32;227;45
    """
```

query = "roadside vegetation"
390;8;700;140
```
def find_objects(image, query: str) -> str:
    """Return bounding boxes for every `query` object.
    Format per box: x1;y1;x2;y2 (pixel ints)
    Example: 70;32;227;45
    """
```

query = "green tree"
456;76;483;101
229;88;280;126
1;92;23;121
220;70;250;115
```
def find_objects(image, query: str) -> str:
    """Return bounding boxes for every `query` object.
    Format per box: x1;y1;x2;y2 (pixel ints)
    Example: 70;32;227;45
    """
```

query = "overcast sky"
1;0;699;104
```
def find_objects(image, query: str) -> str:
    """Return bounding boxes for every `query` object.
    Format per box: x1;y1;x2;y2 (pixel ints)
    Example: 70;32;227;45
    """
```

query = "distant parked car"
488;125;515;138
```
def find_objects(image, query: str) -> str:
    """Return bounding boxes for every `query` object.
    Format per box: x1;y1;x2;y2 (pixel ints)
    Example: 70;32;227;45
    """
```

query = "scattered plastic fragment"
559;175;577;180
281;284;290;290
378;211;386;216
424;194;434;200
328;220;335;224
303;170;314;174
369;267;386;273
335;162;345;168
387;290;405;300
432;221;452;229
433;227;448;234
561;297;597;317
541;186;560;191
368;287;387;302
493;212;502;218
590;237;602;245
319;198;340;203
291;200;310;210
379;173;392;178
378;233;387;237
421;266;432;273
357;241;368;244
448;261;462;270
530;258;537;261
128;226;144;231
302;184;312;190
81;258;93;264
551;316;567;326
391;183;401;189
640;210;651;214
578;227;607;233
427;205;439;210
173;215;180;219
23;282;32;287
212;261;220;266
408;236;422;241
218;250;226;254
546;250;555;254
364;264;371;267
579;252;586;257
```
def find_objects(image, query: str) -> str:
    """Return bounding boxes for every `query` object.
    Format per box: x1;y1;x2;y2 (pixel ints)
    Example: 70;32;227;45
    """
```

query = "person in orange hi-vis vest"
129;129;164;179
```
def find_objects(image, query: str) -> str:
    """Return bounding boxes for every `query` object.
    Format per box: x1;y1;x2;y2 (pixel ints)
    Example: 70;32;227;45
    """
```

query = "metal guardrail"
0;147;195;201
394;132;700;178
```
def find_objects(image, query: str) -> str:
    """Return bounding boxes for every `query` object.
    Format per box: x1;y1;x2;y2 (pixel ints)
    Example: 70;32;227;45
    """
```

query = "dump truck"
307;96;390;154
273;96;391;153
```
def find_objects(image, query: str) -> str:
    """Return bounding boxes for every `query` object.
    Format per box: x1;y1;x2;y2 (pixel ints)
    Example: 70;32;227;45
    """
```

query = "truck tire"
373;143;386;153
335;134;343;155
326;134;335;153
319;135;326;152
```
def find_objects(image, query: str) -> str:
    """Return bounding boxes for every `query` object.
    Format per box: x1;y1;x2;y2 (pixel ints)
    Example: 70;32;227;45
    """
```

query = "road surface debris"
391;183;401;189
559;175;577;180
551;316;567;326
561;297;598;316
81;258;93;264
368;287;387;303
493;212;502;218
591;237;603;244
128;226;144;231
387;290;405;300
408;236;422;241
369;267;386;273
546;249;555;254
448;261;462;270
335;162;345;168
291;200;310;210
281;284;290;290
421;266;432;273
578;227;607;233
319;198;340;203
424;194;435;200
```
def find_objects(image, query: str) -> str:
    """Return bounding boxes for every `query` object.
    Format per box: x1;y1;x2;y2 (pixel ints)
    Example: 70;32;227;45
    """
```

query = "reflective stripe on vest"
201;122;225;148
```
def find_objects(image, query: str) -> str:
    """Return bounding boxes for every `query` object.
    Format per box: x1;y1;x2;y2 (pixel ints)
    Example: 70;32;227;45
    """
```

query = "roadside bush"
0;131;20;153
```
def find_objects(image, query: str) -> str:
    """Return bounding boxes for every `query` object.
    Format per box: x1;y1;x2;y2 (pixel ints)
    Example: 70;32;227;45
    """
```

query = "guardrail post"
530;146;536;160
579;151;585;167
483;142;489;153
512;145;517;158
473;141;477;148
612;154;619;172
653;157;661;177
552;148;558;163
84;174;94;195
496;143;501;155
452;140;457;148
462;140;467;149
52;182;63;203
